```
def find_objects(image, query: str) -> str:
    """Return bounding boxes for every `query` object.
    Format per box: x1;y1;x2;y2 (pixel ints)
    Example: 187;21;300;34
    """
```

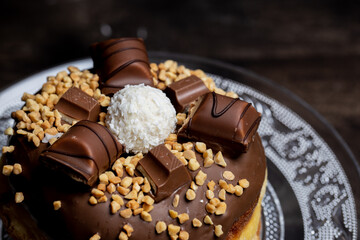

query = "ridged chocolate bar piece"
91;38;153;95
54;87;101;124
164;75;210;112
178;92;261;156
136;144;191;202
40;120;123;186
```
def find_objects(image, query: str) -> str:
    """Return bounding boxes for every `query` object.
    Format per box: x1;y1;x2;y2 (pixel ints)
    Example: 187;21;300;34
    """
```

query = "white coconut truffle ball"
106;84;176;154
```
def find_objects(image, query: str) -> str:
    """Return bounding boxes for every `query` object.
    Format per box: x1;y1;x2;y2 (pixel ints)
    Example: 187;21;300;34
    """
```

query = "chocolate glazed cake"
0;38;267;240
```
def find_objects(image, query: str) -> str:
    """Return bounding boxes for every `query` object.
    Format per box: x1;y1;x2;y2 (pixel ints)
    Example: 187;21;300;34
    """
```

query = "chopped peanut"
192;218;202;227
235;185;244;196
89;233;101;240
219;189;226;201
214;225;224;237
239;179;250;188
140;210;152;222
223;171;235;181
207;180;216;191
188;158;200;171
178;213;189;224
168;224;180;236
215;202;227;215
89;196;98;205
120;208;133;219
2;165;14;176
118;231;128;240
204;215;213;225
195;142;206;153
4;127;14;136
2;145;15;154
111;201;121;214
173;194;180;208
156;221;167;234
186;189;196;201
169;209;178;219
179;230;189;240
53;200;61;210
214;151;227;167
195;170;207;186
123;224;134;237
15;192;24;203
206;190;215;200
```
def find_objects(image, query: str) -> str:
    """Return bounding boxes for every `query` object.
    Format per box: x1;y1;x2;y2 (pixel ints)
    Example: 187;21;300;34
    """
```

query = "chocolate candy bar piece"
164;75;210;112
136;144;191;202
54;87;101;124
91;38;153;95
40;120;123;186
178;92;261;156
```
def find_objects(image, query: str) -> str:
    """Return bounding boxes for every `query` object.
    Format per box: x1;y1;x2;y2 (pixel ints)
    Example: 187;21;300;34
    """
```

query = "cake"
0;38;267;240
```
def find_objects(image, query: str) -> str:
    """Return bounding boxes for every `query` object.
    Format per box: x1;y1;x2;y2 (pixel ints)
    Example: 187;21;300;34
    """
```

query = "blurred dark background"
0;0;359;163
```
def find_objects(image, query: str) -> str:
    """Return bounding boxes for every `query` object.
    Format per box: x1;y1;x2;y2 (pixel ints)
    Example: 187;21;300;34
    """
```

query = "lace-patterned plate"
1;53;359;240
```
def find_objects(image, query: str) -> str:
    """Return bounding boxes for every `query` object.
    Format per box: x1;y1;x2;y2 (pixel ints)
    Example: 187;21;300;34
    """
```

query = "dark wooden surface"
0;0;359;165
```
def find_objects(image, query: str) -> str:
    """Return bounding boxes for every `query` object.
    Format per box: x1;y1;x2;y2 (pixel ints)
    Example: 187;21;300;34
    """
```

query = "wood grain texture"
0;0;359;163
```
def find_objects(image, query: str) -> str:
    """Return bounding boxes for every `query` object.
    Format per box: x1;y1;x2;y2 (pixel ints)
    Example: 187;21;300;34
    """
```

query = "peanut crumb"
178;213;189;224
123;224;134;237
120;208;133;219
118;231;128;240
53;200;61;210
186;189;196;201
140;210;152;222
215;202;227;215
195;170;207;186
239;179;250;188
214;151;227;167
179;230;189;240
219;189;226;201
15;192;24;203
172;194;180;208
204;215;213;225
188;158;200;171
168;224;181;236
4;127;14;136
2;145;15;154
206;190;215;200
2;165;14;176
89;233;101;240
155;221;167;234
89;196;98;205
207;180;216;191
214;225;224;237
223;170;235;181
235;185;244;196
195;142;206;153
124;190;137;199
192;218;202;227
169;209;178;219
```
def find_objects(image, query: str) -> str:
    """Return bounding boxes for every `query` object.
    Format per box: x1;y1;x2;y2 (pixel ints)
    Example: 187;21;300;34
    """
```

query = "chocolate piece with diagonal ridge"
164;75;210;112
91;38;153;95
40;120;123;186
54;87;100;124
178;92;261;156
136;144;191;202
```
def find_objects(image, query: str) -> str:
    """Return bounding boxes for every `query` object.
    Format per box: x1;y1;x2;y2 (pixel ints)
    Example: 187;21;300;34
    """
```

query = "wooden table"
1;0;359;164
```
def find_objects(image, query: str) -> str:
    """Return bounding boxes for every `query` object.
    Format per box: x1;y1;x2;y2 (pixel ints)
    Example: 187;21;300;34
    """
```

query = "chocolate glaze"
40;120;123;186
178;92;261;157
2;133;265;240
54;87;101;123
91;38;153;95
164;75;210;112
136;144;192;202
